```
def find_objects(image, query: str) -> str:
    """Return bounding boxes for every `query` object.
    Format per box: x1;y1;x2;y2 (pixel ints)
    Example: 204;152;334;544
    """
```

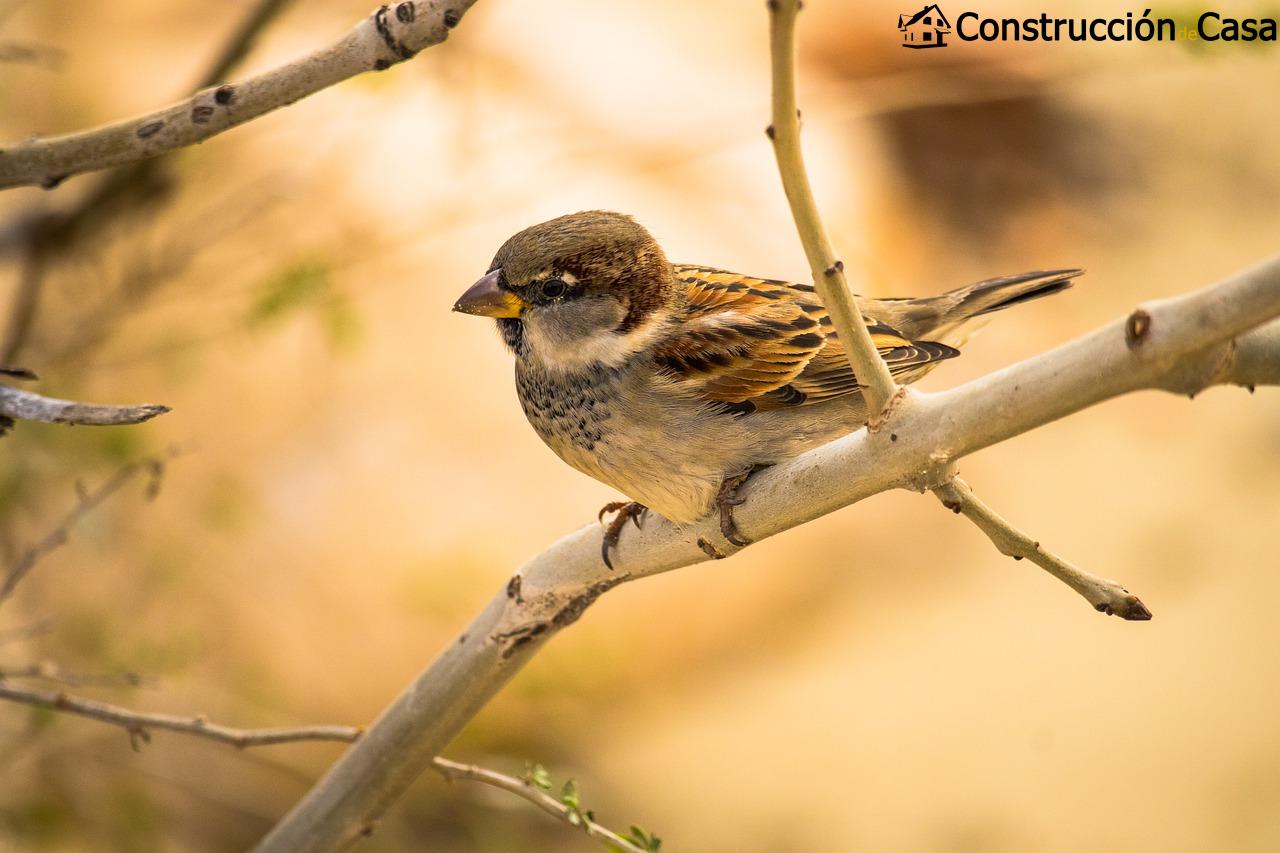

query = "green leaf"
559;778;580;810
524;762;552;791
625;825;662;851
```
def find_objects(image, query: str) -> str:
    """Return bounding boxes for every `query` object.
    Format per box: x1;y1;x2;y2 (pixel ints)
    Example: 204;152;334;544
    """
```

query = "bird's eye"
539;278;568;299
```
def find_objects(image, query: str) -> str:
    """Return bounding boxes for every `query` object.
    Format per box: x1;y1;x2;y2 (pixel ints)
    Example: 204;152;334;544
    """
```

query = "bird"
453;210;1080;568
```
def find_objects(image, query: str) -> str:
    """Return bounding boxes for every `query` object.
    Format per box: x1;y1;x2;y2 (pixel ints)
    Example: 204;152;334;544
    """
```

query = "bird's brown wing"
658;265;958;413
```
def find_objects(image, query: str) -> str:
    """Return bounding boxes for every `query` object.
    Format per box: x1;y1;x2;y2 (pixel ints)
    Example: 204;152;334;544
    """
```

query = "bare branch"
433;758;651;853
0;660;149;689
0;384;168;427
0;683;361;749
0;453;173;607
933;477;1151;619
767;0;897;415
256;258;1280;851
0;1;480;190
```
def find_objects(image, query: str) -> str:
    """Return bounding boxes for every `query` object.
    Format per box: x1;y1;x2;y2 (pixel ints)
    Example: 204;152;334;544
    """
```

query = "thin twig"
766;0;897;416
0;683;361;750
0;453;173;606
0;661;150;688
0;384;168;428
933;477;1152;620
432;758;650;853
0;0;480;189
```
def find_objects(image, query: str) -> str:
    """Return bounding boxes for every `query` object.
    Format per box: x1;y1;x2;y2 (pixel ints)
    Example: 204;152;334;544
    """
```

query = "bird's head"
453;211;676;371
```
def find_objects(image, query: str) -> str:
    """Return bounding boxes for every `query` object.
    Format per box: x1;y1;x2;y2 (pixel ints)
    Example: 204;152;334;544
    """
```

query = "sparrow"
454;211;1079;567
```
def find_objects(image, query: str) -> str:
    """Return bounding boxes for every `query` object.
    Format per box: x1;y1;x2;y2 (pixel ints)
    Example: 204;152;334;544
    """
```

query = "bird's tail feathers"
877;268;1082;342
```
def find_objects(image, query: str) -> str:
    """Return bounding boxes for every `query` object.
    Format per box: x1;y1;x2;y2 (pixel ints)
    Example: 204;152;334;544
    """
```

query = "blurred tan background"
1;0;1279;850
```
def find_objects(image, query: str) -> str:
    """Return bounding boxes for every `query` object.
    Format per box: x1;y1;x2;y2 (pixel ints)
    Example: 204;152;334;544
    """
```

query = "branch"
256;260;1280;851
0;660;148;688
0;453;173;607
0;683;360;750
0;384;168;428
0;1;479;190
767;0;897;415
432;758;652;853
0;0;297;363
933;477;1152;619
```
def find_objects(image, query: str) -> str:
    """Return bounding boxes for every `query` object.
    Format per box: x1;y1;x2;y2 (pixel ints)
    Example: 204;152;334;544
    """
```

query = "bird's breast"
511;360;728;523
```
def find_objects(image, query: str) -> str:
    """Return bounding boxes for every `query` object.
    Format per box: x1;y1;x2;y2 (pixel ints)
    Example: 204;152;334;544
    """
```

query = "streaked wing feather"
661;265;959;411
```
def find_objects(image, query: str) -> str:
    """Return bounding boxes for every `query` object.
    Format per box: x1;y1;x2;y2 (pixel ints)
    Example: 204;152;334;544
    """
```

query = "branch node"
1125;307;1152;349
136;120;164;140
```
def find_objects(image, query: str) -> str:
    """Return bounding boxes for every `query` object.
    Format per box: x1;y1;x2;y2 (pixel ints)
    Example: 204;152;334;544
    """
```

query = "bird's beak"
453;269;524;318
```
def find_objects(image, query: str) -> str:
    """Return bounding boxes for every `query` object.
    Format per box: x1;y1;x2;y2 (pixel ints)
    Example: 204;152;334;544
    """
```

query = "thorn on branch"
765;124;776;139
1125;308;1152;349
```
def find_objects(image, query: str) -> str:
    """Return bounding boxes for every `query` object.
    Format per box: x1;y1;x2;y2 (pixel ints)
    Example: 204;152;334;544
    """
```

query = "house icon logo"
898;3;952;48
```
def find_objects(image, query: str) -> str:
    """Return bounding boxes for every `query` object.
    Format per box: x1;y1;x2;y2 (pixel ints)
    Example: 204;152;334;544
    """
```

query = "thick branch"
933;477;1151;619
432;758;649;853
0;384;168;427
0;1;479;190
257;259;1280;851
0;683;360;749
767;0;897;415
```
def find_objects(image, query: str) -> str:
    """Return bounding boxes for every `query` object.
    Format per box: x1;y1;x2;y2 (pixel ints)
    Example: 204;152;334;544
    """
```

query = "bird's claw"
716;464;770;548
599;501;647;569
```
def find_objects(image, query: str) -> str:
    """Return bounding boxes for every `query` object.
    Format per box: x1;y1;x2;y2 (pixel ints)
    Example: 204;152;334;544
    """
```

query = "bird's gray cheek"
537;299;626;346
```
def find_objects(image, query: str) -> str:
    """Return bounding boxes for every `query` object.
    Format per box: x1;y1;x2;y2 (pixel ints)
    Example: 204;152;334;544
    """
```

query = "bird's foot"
717;464;771;548
598;501;647;570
